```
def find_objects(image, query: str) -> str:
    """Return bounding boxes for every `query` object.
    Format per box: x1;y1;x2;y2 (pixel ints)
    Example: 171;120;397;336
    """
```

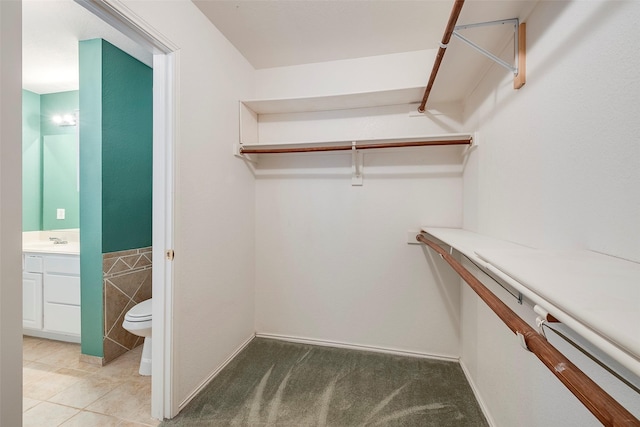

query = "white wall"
121;0;256;413
0;2;24;426
257;102;464;144
461;1;640;425
254;54;466;358
463;1;640;261
255;49;437;99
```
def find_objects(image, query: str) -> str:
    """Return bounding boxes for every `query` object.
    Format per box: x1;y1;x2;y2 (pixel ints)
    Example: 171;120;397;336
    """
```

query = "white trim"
459;359;497;427
256;333;460;363
178;334;256;411
151;50;178;420
74;0;178;54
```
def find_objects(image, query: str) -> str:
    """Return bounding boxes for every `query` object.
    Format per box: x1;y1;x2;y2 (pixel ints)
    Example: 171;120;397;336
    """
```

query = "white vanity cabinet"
43;255;81;336
23;254;44;330
22;252;80;342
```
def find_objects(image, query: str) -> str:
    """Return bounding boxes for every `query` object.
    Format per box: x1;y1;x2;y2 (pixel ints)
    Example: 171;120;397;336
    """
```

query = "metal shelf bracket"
453;18;526;89
351;142;363;186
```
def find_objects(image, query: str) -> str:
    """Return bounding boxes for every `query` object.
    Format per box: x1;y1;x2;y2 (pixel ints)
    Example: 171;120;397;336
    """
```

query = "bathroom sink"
23;240;80;254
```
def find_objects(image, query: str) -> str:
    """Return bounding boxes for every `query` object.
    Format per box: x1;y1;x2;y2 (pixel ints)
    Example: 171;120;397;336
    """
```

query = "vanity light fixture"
52;113;76;126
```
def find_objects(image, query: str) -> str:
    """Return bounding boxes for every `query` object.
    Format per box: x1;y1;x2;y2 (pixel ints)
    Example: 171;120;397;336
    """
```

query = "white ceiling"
23;0;537;103
193;0;456;70
22;0;152;95
194;0;538;102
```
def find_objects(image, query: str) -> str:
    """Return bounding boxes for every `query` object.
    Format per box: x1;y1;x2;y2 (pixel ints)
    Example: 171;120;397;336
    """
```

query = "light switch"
56;208;65;220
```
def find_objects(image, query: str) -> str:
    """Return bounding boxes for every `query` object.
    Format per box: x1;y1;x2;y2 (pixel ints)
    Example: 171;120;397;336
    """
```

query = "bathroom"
22;88;81;341
21;83;153;361
21;2;156;424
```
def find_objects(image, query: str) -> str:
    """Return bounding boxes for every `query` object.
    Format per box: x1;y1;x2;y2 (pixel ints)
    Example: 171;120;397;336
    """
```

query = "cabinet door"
43;303;80;336
23;272;43;330
44;274;80;305
42;254;81;336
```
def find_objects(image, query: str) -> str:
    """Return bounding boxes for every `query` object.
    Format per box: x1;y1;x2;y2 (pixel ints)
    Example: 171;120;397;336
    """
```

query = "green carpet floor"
161;338;488;426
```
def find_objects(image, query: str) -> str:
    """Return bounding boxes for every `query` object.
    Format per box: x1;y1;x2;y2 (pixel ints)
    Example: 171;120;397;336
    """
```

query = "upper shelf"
238;87;471;154
237;88;473;187
241;86;425;115
421;227;640;379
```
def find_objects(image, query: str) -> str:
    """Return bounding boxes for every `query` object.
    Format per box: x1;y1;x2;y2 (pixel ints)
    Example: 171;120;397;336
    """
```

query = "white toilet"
122;298;153;376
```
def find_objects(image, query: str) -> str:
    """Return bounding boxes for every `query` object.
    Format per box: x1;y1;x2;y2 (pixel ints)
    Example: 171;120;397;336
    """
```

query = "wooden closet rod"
416;233;640;426
239;138;471;155
418;0;466;113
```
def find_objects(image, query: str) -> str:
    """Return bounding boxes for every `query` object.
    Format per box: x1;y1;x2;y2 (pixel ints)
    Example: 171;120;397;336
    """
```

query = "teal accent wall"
79;39;152;357
79;39;103;357
101;40;153;253
22;90;42;231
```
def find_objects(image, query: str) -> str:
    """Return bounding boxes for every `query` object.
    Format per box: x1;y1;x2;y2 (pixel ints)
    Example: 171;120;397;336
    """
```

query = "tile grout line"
23;337;157;427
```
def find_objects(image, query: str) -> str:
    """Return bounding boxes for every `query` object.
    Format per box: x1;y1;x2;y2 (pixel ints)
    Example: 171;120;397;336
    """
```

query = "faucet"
49;237;68;245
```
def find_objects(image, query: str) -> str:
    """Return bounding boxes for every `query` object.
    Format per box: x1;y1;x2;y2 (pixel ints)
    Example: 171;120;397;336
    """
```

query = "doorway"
76;1;177;420
19;0;176;421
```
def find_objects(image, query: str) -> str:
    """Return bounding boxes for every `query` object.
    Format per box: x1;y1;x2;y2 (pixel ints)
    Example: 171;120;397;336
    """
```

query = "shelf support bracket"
516;331;531;352
453;18;526;89
233;143;258;164
351;142;363;186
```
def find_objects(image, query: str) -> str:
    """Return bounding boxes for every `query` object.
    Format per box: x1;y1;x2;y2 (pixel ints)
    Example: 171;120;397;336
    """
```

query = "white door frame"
75;0;178;419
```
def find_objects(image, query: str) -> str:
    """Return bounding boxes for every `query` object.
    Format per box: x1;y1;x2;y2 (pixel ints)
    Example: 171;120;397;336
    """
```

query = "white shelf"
242;86;425;115
238;86;456;148
421;227;640;379
237;89;473;186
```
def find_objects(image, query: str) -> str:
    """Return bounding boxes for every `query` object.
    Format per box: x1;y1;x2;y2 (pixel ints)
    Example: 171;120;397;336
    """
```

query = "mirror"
22;90;79;231
42;134;79;230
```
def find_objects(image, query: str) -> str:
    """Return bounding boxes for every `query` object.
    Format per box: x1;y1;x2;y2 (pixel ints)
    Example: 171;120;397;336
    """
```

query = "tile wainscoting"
103;247;152;363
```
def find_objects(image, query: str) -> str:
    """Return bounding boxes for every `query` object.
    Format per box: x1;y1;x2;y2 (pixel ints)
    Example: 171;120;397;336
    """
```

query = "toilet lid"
125;299;152;321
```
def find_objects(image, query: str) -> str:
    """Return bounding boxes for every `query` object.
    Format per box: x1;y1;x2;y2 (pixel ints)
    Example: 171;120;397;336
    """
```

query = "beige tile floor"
23;336;159;427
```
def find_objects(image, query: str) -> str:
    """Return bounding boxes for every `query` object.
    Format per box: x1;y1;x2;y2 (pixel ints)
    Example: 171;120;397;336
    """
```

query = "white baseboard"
23;329;81;344
178;333;255;411
459;359;496;427
256;332;459;362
